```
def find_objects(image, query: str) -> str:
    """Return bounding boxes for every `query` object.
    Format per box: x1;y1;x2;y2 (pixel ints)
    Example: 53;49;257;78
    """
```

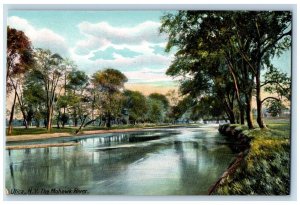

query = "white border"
0;1;299;204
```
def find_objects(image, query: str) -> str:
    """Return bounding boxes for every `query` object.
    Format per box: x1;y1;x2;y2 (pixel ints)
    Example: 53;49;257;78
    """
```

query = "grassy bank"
214;121;290;195
6;123;200;136
6;142;79;150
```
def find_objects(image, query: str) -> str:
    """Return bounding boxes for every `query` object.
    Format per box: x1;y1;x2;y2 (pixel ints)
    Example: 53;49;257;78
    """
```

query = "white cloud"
74;36;110;55
70;47;173;75
74;21;168;56
79;21;166;43
70;20;174;77
8;16;69;57
124;68;172;83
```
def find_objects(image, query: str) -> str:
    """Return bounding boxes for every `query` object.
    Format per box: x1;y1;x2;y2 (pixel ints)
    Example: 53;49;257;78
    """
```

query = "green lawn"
214;120;291;195
6;127;77;136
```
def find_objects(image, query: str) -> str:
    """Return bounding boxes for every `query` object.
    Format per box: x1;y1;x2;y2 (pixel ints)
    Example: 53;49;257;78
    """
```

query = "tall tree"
146;98;164;123
160;11;291;128
66;69;89;127
231;11;291;128
92;68;128;128
22;70;47;127
148;93;170;110
124;90;148;124
7;27;34;134
33;48;64;131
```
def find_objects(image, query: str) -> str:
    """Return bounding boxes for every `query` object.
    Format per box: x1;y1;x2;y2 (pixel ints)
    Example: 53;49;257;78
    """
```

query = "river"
5;125;236;195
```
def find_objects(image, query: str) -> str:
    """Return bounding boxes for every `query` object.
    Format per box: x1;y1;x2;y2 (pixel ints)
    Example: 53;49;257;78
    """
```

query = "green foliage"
168;95;194;121
148;93;170;110
266;100;286;117
146;98;164;123
60;113;70;125
124;90;148;123
92;68;128;127
214;122;290;195
67;70;89;91
160;11;291;127
190;96;226;121
92;68;128;93
263;67;291;101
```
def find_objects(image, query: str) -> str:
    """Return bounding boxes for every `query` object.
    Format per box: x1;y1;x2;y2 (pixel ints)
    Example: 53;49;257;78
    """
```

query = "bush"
214;122;290;195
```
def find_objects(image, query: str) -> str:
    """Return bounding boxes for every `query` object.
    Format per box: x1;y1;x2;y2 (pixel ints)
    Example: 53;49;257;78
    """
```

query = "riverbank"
211;122;290;195
6;142;80;150
6;127;143;142
6;124;201;142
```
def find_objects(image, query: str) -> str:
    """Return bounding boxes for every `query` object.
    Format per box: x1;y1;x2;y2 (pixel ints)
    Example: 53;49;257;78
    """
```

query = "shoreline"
5;124;209;143
6;127;145;143
208;124;251;195
6;142;80;150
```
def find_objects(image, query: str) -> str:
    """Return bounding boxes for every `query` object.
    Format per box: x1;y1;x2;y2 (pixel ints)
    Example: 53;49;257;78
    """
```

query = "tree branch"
261;96;281;104
261;30;292;56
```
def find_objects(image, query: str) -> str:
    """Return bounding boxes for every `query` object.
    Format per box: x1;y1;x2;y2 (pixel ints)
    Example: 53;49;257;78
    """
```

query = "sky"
7;10;178;94
7;10;291;94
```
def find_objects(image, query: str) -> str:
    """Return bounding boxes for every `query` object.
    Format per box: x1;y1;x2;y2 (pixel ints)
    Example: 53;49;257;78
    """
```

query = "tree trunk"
15;93;28;129
73;109;78;127
228;109;235;124
62;120;65;128
21;113;28;129
35;119;40;128
106;113;111;128
240;110;245;124
27;120;32;127
255;69;266;128
57;110;61;129
245;96;254;129
75;115;88;134
46;106;52;131
238;103;245;125
74;117;78;127
8;90;17;135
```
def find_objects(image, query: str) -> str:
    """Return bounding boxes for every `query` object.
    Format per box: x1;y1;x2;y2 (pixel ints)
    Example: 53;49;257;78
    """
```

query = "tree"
168;95;194;123
160;11;239;125
262;67;291;102
7;27;34;134
266;100;286;117
146;98;164;123
22;70;47;127
123;90;148;124
190;96;226;121
148;93;170;122
7;27;34;90
92;68;128;128
66;69;89;127
231;11;291;128
60;59;77;117
148;93;170;110
56;95;71;128
160;11;291;128
166;89;180;106
33;48;64;131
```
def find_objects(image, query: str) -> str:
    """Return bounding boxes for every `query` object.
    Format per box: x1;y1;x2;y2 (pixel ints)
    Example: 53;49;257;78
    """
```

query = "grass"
214;120;290;195
7;127;76;136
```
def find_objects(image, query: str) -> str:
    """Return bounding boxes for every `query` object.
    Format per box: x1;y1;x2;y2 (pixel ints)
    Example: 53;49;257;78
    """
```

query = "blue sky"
7;10;291;91
8;10;177;89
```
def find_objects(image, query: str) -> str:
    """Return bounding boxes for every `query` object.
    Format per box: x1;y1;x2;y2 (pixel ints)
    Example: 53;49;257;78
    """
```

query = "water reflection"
6;127;235;195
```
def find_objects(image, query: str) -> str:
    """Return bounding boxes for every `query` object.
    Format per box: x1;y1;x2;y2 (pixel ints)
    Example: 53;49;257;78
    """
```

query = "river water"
5;125;236;195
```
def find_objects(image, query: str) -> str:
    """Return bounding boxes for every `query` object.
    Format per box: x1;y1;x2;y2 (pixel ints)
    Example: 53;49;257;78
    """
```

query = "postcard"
5;8;292;196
